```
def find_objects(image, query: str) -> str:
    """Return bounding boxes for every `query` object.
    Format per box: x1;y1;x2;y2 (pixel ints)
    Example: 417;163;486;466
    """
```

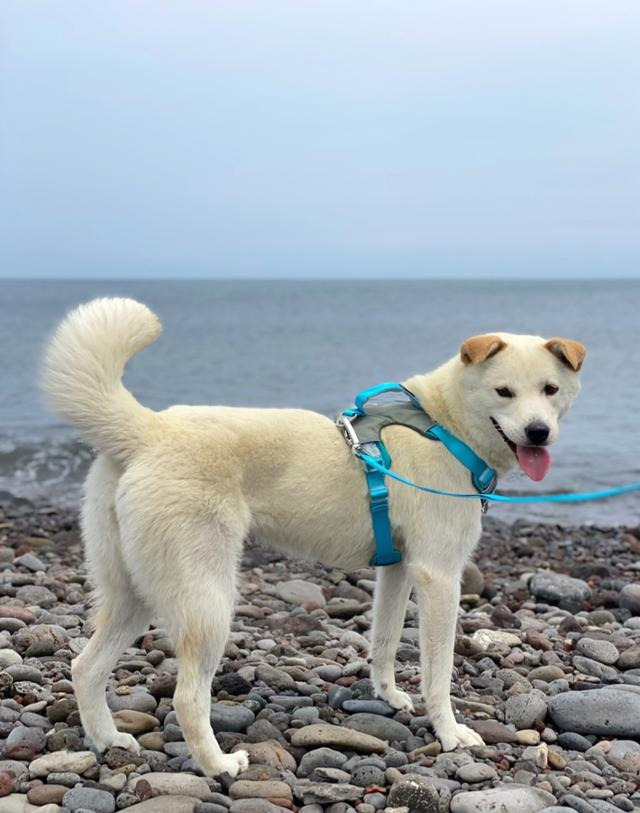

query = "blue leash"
358;450;640;504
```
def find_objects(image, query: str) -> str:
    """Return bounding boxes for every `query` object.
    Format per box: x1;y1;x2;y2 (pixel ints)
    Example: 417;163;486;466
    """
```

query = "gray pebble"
574;638;619;665
350;764;386;787
505;690;548;729
63;786;116;813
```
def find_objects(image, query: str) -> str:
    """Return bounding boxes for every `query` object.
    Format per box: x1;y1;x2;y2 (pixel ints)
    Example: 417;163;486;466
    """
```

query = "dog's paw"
91;731;141;754
213;749;250;779
378;686;415;714
438;723;484;751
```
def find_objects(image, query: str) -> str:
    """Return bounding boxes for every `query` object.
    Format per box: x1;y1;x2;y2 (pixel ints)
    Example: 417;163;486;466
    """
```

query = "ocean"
1;278;639;526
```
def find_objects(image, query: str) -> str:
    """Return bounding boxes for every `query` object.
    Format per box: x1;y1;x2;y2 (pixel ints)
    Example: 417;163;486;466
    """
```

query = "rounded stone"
276;579;326;608
291;725;386;753
574;637;619;665
556;732;592;752
342;713;411;742
572;655;618;682
297;747;348;777
619;583;640;615
450;784;556;813
27;784;69;805
29;750;98;777
456;763;498;783
63;786;116;813
387;777;440;813
0;651;23;669
617;644;640;670
350;764;386;788
210;703;255;733
107;690;158;714
113;709;159;735
0;772;12;798
341;700;394;716
528;665;565;683
529;571;591;612
4;725;46;759
229;780;293;801
548;688;640;736
131;772;212;801
505;690;547;730
461;562;484;595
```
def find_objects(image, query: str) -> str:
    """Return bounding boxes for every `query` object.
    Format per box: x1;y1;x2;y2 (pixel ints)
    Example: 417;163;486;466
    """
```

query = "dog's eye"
544;383;559;396
495;387;514;398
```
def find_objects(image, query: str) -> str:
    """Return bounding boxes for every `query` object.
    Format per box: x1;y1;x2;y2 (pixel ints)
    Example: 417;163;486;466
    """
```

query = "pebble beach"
1;492;640;813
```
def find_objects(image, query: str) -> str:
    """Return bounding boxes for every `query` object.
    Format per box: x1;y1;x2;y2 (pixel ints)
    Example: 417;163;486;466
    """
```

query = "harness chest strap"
338;382;497;567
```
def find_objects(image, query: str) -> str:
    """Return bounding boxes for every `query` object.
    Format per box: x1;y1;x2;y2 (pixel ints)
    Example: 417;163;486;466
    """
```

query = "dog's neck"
403;359;467;441
404;360;515;476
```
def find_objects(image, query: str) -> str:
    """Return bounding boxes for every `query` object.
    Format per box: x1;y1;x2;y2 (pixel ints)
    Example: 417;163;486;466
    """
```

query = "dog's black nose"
525;422;550;445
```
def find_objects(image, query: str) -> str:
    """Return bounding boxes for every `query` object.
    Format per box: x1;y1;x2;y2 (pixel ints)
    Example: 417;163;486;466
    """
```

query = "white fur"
42;298;583;776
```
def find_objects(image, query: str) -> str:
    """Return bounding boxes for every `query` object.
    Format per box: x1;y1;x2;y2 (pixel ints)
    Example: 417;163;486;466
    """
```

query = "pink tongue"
515;445;552;481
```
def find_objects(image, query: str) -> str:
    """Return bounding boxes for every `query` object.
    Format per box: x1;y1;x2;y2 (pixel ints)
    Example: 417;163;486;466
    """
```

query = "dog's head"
457;333;586;480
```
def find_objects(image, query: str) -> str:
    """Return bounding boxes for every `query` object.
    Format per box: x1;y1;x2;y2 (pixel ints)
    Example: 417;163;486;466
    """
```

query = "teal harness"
338;381;640;567
337;382;497;566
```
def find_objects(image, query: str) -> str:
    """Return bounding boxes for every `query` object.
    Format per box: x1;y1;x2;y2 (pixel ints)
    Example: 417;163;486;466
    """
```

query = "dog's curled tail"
42;297;163;463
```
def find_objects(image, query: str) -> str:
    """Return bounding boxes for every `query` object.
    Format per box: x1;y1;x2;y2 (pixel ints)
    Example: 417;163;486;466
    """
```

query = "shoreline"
0;494;640;811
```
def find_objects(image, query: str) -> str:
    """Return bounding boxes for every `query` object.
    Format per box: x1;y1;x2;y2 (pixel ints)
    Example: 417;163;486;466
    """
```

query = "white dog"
42;298;585;777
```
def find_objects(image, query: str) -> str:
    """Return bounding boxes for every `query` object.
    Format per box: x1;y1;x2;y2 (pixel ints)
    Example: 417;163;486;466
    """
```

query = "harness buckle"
336;414;362;454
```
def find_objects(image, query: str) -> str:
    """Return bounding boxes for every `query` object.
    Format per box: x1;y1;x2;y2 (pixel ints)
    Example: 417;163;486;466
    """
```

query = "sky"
1;1;639;280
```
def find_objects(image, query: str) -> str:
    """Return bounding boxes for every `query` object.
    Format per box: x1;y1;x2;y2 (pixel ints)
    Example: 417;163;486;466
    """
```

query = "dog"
42;297;585;777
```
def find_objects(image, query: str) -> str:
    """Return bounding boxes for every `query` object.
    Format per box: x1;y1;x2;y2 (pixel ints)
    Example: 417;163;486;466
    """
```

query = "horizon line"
2;275;640;283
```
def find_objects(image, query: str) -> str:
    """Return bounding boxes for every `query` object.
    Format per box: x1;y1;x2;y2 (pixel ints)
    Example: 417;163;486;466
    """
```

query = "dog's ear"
544;337;586;372
460;334;507;365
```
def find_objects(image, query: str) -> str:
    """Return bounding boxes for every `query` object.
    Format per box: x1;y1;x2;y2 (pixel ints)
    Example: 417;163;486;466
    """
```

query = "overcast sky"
1;1;638;280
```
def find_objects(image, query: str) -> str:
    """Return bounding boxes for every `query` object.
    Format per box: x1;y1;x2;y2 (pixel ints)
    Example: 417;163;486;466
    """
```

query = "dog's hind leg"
162;520;249;779
370;562;414;712
73;598;151;752
73;456;152;753
114;484;251;779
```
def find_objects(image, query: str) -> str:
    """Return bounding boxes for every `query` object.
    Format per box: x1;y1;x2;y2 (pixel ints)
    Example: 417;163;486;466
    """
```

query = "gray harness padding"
347;401;438;446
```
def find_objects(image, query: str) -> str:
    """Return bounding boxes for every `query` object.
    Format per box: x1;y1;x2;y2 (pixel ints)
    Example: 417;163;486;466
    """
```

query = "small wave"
0;434;94;505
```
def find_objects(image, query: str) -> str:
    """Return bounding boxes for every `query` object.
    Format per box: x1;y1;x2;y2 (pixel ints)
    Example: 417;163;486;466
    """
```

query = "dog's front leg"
409;562;484;751
370;562;414;712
